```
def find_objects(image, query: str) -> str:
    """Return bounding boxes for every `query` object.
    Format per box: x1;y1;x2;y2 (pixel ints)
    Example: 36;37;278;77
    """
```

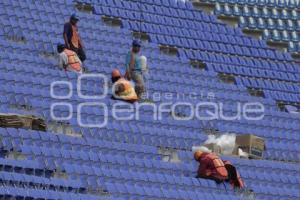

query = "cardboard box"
234;134;265;159
204;143;222;154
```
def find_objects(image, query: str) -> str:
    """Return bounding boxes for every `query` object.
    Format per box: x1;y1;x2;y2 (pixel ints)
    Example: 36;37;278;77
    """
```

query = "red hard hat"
112;69;121;78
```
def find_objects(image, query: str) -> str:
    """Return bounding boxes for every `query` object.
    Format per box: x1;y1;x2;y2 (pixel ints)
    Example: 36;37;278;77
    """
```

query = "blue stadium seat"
257;18;266;29
271;8;280;19
291;31;299;42
247;17;257;29
277;19;286;30
242;5;251;16
267;18;276;29
286;20;295;31
282;30;290;42
261;7;270;18
232;5;241;16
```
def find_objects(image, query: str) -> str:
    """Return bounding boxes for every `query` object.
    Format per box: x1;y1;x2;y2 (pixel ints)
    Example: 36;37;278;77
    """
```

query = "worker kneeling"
111;69;138;103
194;150;244;189
57;44;83;73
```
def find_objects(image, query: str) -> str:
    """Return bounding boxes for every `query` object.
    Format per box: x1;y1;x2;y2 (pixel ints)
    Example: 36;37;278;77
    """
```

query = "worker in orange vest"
63;14;86;62
194;150;244;189
57;44;82;73
111;69;138;103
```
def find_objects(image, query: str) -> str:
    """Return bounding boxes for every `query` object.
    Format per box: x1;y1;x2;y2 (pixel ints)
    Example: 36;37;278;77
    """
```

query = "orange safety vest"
206;153;228;179
64;49;81;72
71;24;80;48
113;78;138;101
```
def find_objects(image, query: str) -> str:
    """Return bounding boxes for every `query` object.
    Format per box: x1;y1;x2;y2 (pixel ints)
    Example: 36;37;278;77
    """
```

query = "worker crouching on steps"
194;150;244;189
111;69;138;103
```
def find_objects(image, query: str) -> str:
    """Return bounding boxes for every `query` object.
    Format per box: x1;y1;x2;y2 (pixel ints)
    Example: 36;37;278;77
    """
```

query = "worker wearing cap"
194;150;244;189
63;14;86;62
57;44;82;73
112;69;138;103
125;40;145;99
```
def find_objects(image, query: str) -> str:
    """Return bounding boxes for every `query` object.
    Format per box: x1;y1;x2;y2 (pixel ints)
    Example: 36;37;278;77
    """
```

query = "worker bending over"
111;69;138;103
57;44;83;73
194;150;244;189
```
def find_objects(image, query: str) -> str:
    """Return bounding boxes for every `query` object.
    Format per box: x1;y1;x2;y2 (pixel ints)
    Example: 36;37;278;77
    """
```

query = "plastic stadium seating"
203;0;300;52
0;0;300;199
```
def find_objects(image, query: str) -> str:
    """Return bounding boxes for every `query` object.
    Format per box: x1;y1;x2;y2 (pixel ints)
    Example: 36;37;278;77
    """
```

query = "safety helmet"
194;150;203;161
112;69;121;78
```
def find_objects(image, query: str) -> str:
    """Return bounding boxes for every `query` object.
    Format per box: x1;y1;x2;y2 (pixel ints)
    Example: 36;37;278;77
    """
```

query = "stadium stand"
0;0;299;199
198;0;300;54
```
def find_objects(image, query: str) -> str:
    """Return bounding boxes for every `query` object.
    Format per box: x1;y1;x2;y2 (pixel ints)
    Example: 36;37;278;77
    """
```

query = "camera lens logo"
50;74;108;128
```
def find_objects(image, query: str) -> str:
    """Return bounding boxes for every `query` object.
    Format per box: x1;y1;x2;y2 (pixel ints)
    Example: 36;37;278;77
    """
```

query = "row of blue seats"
19;144;191;177
193;52;296;77
211;62;299;83
1;128;160;156
239;17;300;32
91;0;202;17
265;89;300;102
288;41;300;52
107;181;247;200
0;171;85;192
215;3;299;20
215;121;300;142
262;29;300;48
104;182;236;200
95;4;242;37
266;140;300;152
238;77;300;94
152;33;292;62
242;169;300;186
206;0;300;8
0;0;73;13
23;152;296;199
0;186;104;200
125;20;267;52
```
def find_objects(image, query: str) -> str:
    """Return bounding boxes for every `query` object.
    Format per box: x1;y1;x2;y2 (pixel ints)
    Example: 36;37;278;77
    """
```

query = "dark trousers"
70;44;86;62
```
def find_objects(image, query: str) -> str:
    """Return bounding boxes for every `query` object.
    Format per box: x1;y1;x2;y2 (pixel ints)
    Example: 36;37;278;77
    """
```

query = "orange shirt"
71;25;80;48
